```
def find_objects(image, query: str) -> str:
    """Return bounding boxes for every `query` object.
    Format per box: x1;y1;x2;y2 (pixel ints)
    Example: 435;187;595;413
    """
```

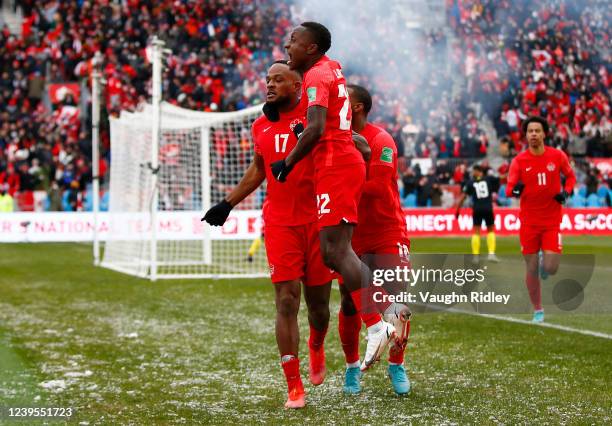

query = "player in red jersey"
273;22;408;369
202;61;333;409
506;116;576;323
333;84;412;395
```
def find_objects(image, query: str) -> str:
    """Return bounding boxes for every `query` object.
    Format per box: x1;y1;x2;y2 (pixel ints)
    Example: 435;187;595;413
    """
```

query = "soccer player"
335;84;412;395
454;164;500;263
202;61;333;409
273;21;407;369
506;116;576;323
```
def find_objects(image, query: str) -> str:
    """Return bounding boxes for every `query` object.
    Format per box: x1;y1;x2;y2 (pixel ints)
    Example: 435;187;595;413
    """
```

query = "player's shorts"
473;208;494;227
339;237;411;286
264;222;333;286
314;163;365;230
519;224;562;254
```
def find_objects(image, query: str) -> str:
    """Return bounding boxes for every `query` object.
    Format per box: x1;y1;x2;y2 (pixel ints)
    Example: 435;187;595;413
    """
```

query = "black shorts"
473;208;494;227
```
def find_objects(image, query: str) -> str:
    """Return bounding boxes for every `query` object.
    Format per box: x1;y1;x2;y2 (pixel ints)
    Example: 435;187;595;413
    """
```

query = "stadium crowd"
0;0;610;211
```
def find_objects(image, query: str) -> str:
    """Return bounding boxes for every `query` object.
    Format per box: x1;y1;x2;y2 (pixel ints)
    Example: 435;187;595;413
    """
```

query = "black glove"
511;182;525;197
201;200;233;226
262;102;280;122
270;159;293;182
292;122;304;139
554;190;569;205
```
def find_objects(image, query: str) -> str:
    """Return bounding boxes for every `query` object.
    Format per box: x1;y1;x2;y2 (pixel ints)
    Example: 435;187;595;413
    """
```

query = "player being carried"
454;164;500;264
506;116;576;323
203;61;333;409
334;84;412;395
274;22;409;372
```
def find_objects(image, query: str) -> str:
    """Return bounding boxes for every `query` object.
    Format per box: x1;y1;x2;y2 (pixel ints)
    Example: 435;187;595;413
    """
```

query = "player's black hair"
347;84;372;115
300;21;332;54
473;164;484;173
521;116;549;135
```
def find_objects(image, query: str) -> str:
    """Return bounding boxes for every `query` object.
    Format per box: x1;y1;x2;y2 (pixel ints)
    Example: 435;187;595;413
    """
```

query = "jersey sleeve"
559;150;576;193
251;123;262;155
506;158;521;194
303;67;331;109
462;180;473;195
369;132;396;168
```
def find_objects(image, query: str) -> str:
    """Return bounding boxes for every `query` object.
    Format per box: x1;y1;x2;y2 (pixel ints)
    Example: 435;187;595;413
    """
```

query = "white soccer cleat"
487;253;500;263
383;303;411;343
360;321;396;371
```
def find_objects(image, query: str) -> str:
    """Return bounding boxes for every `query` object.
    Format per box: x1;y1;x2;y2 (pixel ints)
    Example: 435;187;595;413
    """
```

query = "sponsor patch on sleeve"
307;87;317;102
380;146;393;163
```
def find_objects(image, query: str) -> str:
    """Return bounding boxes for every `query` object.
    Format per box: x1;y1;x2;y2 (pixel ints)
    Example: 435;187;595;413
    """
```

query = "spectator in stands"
0;183;13;212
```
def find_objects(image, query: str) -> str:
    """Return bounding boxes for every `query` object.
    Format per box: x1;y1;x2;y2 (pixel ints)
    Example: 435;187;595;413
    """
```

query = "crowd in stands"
0;0;610;211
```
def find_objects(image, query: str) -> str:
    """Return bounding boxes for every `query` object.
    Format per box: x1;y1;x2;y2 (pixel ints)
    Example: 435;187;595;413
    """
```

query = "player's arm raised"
202;153;266;225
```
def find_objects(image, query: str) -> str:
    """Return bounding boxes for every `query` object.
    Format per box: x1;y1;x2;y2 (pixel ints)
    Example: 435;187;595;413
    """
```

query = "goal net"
100;102;268;280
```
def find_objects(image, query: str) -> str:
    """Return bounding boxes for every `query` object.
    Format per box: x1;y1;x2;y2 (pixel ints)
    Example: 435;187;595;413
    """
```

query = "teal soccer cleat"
388;364;411;395
343;366;361;394
532;309;545;323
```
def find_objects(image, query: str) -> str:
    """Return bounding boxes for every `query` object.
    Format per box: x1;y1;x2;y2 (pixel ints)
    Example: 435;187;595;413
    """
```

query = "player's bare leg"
303;282;331;386
542;250;561;275
486;225;499;262
319;223;399;370
523;254;544;322
274;281;305;408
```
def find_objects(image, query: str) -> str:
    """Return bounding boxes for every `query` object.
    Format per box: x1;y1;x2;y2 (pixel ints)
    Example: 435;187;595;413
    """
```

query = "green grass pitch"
0;237;611;424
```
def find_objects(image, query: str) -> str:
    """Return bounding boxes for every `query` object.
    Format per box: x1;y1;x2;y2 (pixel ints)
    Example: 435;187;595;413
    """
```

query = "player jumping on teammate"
454;164;500;263
203;61;332;409
506;116;576;323
274;22;409;370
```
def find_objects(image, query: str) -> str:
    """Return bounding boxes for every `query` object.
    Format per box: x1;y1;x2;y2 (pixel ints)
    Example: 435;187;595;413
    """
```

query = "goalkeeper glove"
262;102;280;122
201;200;233;226
270;159;293;182
554;190;569;205
511;182;525;197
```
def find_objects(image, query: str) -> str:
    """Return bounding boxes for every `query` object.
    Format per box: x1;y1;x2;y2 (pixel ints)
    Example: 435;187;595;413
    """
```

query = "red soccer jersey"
303;56;364;171
507;146;576;227
252;100;317;226
351;123;408;251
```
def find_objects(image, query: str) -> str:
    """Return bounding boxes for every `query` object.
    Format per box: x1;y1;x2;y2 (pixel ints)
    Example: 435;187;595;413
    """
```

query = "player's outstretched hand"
553;190;569;205
271;159;293;182
201;200;233;226
511;182;525;197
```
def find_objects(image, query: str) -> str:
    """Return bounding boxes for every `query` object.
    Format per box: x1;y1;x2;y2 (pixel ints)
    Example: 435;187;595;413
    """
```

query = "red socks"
526;272;542;311
308;325;327;350
349;287;391;326
281;355;303;392
338;310;361;364
388;320;410;364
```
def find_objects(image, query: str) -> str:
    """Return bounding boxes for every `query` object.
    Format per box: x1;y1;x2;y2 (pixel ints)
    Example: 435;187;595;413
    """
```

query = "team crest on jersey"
547;162;556;172
289;118;303;131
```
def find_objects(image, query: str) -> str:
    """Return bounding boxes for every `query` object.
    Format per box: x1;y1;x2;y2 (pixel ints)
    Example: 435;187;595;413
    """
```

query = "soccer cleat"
284;386;306;409
487;253;500;263
471;255;480;265
388;364;411;395
343;366;362;394
383;303;411;344
538;251;549;280
308;345;326;386
361;321;396;371
532;309;544;323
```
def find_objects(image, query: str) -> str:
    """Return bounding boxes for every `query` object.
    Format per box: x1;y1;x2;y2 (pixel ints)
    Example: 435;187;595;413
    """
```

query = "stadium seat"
577;185;587;198
569;194;587;208
403;194;417;208
586;194;601;208
100;191;109;212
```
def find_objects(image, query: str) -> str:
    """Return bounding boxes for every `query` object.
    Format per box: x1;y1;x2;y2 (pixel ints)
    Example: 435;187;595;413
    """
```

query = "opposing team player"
454;164;500;263
202;61;332;409
273;22;408;369
335;84;412;395
506;116;576;323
